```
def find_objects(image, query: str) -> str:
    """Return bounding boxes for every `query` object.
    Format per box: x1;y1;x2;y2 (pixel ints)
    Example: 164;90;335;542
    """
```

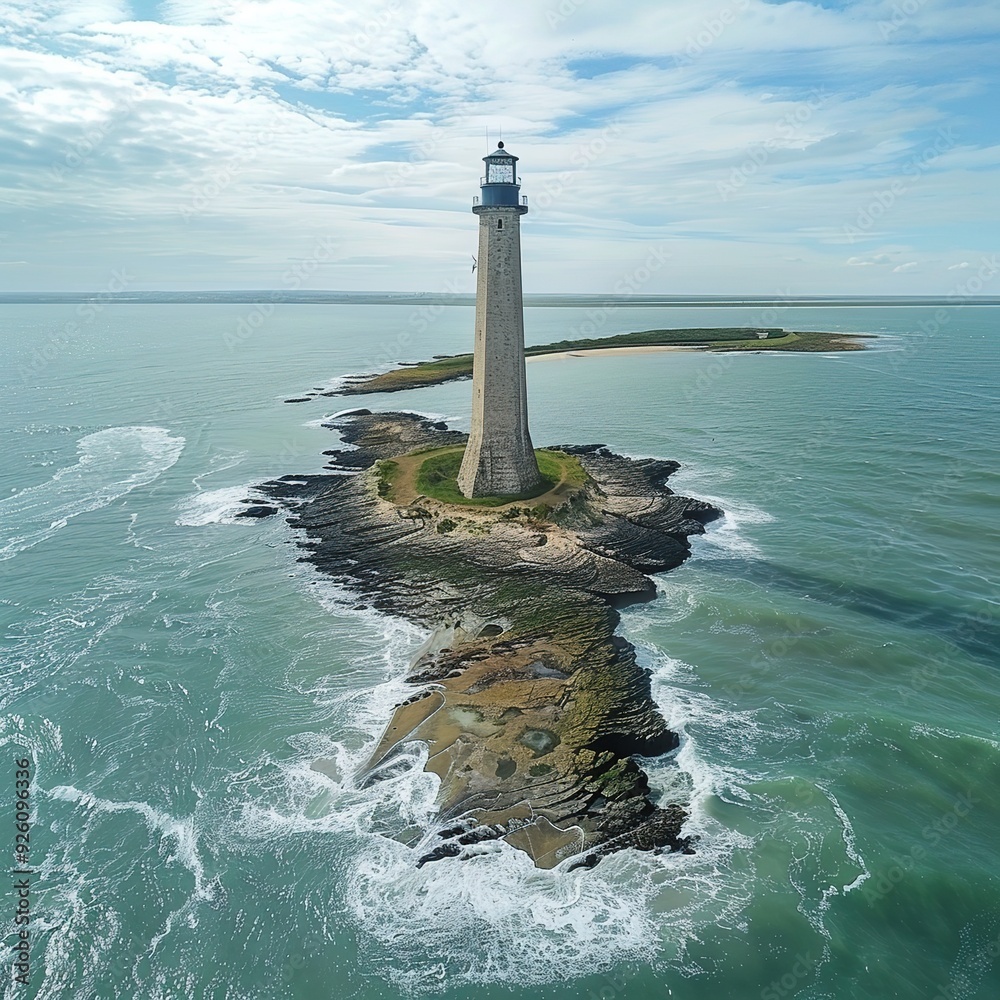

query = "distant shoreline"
3;292;1000;307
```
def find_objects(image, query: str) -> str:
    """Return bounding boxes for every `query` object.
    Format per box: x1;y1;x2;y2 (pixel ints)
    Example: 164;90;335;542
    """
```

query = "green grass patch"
537;449;588;489
524;327;787;353
410;446;585;508
348;355;474;394
703;331;869;352
374;459;399;499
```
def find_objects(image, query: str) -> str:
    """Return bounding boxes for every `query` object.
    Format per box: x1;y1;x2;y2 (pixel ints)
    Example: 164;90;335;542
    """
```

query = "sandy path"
526;345;702;363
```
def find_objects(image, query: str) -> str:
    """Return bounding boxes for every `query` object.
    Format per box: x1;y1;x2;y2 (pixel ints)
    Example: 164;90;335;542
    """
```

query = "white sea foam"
309;407;458;432
234;743;707;992
910;722;1000;753
174;485;261;526
21;778;224;999
293;371;391;406
216;592;760;993
659;462;773;561
687;494;775;561
0;573;155;696
304;407;365;428
638;579;703;626
204;505;752;990
826;788;870;893
321;373;366;393
226;483;854;992
639;643;867;962
225;624;865;994
643;650;758;826
303;413;360;433
48;785;221;952
189;448;248;490
0;715;63;761
691;504;774;559
395;409;452;422
0;426;184;561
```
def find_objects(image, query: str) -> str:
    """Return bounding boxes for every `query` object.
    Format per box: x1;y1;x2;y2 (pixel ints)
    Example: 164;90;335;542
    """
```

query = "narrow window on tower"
497;218;503;230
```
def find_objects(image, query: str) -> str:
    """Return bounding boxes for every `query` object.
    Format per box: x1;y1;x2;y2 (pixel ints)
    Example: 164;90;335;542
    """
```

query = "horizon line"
2;291;999;306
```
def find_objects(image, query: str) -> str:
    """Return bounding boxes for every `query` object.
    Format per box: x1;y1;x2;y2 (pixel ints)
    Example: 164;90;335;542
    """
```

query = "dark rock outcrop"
261;412;721;869
235;503;278;519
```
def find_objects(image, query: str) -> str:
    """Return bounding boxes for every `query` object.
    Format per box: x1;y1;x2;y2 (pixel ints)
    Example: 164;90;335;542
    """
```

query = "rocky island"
258;411;720;869
263;147;749;871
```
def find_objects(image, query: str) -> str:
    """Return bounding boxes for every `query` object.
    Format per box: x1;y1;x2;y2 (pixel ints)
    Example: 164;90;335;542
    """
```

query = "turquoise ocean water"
1;302;997;999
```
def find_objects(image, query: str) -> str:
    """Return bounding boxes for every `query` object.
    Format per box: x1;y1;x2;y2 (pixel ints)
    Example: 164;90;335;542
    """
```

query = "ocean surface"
1;301;997;1000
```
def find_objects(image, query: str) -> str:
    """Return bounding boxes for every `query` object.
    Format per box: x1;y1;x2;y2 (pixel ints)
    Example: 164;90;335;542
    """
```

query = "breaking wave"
0;427;184;561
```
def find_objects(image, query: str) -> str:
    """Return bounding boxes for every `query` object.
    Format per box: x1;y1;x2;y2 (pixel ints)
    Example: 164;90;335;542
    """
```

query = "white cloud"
0;0;997;290
847;252;901;266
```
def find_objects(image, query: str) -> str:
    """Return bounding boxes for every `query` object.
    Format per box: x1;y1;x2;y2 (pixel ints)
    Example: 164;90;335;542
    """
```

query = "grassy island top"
341;327;871;395
375;446;588;512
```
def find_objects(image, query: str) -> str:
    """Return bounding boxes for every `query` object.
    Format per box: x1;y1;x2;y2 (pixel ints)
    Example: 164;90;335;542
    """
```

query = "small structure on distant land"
457;143;544;499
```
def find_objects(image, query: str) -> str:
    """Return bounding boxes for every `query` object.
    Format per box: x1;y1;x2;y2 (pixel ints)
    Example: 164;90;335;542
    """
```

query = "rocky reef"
261;412;721;870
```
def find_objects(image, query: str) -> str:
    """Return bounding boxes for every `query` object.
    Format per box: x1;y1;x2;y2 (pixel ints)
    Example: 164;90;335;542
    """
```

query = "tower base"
458;442;543;499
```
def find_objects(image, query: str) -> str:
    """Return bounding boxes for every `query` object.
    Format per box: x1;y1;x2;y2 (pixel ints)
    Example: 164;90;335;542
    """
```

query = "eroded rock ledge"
261;412;721;870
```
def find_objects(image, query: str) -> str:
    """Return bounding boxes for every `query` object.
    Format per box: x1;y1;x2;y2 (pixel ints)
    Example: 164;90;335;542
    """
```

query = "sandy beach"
526;344;703;363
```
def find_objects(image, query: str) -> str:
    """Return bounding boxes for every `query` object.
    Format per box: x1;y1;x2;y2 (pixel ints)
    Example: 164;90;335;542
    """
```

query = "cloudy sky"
2;0;998;294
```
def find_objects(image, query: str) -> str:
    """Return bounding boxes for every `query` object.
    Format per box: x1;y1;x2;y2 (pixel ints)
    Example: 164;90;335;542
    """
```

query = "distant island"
286;327;873;400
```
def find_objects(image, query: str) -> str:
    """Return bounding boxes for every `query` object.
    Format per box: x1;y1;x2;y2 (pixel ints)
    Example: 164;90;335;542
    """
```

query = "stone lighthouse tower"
457;143;543;499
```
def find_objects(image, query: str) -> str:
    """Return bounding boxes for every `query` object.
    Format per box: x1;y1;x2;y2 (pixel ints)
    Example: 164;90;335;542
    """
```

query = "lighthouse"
457;143;544;499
